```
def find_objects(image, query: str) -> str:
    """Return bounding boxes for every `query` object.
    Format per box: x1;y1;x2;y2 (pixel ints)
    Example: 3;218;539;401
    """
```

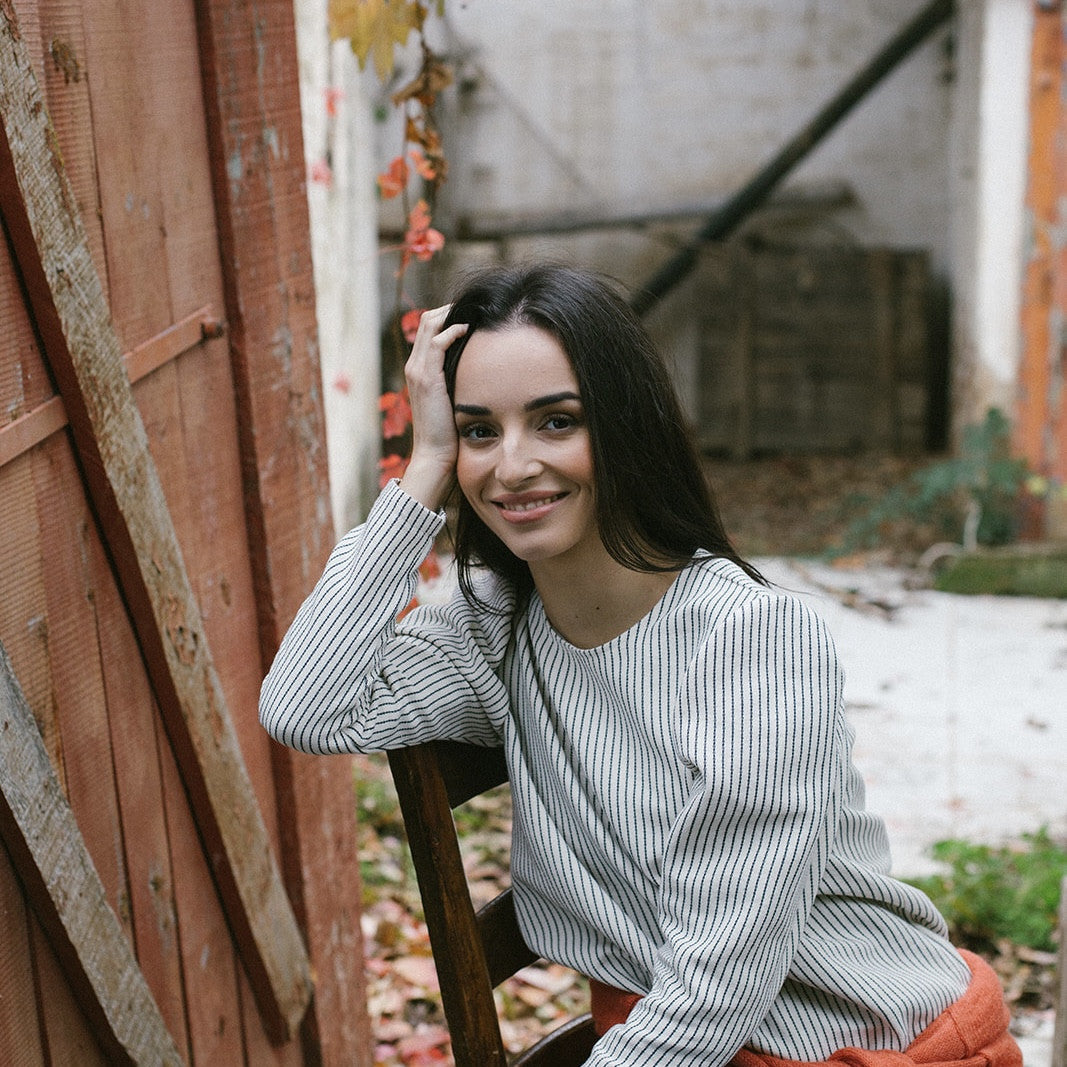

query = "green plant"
834;409;1031;556
906;828;1067;953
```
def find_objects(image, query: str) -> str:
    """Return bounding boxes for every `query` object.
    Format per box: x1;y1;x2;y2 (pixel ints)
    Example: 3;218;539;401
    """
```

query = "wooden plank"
0;8;311;1042
0;845;47;1066
194;1;372;1061
29;916;110;1067
0;640;183;1065
0;454;61;771
33;0;109;293
88;532;191;1058
32;436;131;934
0;396;66;469
155;713;245;1066
1019;8;1067;484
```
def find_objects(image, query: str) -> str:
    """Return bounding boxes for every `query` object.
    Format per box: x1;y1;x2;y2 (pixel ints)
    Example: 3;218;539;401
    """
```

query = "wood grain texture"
195;0;372;1060
89;535;191;1059
0;6;311;1041
388;745;509;1067
0;641;183;1065
0;850;47;1066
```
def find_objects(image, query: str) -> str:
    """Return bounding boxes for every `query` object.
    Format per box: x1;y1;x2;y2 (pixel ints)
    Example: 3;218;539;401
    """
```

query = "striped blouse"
260;480;971;1067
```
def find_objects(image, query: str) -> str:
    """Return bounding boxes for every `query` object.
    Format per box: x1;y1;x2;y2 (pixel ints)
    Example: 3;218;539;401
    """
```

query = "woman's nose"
495;433;541;485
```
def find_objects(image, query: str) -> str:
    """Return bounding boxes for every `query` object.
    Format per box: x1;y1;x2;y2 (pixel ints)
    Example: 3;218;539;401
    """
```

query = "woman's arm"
259;480;509;754
587;594;844;1066
260;306;509;755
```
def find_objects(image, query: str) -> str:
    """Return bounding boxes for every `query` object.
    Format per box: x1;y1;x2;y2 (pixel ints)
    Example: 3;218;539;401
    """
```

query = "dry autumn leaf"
391;49;453;108
329;0;426;81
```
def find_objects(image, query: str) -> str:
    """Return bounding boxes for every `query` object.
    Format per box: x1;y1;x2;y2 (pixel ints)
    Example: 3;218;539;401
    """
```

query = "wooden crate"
697;244;934;456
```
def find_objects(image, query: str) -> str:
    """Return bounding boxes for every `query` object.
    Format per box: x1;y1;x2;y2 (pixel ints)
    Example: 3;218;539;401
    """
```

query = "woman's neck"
531;553;680;649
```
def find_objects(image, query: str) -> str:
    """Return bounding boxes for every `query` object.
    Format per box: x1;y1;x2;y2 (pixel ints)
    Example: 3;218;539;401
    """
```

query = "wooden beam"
194;1;372;1061
0;7;311;1043
0;641;183;1065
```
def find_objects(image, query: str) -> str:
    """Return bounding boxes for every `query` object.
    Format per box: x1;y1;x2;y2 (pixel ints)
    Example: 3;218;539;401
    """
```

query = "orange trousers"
589;950;1022;1067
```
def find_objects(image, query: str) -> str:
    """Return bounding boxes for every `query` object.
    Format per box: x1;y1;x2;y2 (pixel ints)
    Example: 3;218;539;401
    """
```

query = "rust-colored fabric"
589;950;1021;1067
590;977;644;1037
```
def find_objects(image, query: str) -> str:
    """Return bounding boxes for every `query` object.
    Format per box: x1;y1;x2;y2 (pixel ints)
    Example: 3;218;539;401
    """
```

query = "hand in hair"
399;304;468;511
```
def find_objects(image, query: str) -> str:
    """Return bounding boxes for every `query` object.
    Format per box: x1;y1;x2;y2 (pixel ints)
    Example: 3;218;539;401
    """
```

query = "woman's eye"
458;423;495;440
543;413;577;432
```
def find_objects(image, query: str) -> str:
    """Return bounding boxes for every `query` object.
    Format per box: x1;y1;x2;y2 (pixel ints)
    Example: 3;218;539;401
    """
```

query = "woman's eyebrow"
453;391;581;417
524;391;581;412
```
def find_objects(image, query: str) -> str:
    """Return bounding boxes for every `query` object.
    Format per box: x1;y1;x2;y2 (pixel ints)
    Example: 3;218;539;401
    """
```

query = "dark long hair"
440;264;764;605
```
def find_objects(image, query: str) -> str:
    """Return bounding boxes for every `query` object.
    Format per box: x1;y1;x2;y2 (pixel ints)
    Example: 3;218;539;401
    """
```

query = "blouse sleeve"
587;593;845;1066
259;480;511;755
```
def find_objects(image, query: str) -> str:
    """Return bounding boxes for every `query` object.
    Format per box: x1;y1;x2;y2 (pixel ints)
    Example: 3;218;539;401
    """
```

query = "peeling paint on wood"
1020;6;1067;498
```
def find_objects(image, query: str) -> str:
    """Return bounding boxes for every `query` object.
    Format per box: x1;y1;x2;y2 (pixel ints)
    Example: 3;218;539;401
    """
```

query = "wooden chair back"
387;740;597;1066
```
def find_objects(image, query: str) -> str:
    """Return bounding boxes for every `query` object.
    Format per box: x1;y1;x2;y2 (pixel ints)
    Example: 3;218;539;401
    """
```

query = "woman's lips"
494;492;567;522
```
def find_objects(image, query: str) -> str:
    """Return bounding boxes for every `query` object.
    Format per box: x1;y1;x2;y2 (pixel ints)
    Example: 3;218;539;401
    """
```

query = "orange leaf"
379;390;413;439
403;199;444;264
407;198;432;231
379;453;409;487
309;158;334;187
324;86;345;117
404;226;444;263
409;148;437;181
378;155;408;199
401;308;424;342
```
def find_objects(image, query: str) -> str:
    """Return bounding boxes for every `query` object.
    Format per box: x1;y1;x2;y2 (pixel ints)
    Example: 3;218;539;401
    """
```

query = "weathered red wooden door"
0;1;370;1063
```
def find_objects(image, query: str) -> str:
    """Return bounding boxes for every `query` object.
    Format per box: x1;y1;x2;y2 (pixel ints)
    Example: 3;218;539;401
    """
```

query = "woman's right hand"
398;305;469;511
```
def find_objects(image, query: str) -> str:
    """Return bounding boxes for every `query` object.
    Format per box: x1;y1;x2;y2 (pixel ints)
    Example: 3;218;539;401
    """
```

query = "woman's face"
452;325;605;575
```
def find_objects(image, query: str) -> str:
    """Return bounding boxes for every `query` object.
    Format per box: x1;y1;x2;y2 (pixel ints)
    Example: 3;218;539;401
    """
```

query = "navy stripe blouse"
260;480;971;1066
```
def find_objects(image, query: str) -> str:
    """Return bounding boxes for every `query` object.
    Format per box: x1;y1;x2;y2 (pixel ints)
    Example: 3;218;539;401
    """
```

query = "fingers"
404;309;468;405
407;306;467;370
398;306;468;510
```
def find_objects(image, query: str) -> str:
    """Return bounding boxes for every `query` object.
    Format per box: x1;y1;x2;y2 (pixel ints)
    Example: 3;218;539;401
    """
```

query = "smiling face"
452;324;606;577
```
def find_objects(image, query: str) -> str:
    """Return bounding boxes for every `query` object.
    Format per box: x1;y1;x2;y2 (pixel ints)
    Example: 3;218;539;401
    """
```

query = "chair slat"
511;1014;598;1067
387;740;593;1064
387;745;508;1065
433;739;509;807
476;888;539;988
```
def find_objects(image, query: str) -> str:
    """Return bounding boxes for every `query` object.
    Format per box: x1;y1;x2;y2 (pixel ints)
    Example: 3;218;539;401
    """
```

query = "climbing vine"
328;0;452;594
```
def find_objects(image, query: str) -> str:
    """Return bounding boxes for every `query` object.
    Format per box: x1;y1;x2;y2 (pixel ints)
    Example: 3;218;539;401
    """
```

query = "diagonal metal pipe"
630;0;955;317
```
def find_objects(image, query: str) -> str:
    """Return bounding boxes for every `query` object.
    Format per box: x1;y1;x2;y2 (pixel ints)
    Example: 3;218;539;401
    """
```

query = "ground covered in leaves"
355;455;1059;1065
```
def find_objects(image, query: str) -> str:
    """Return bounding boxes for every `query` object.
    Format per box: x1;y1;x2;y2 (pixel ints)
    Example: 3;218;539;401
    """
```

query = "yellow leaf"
329;0;426;82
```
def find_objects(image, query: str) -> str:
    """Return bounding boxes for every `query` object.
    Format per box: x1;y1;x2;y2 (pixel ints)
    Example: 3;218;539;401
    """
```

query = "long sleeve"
586;595;844;1066
259;480;511;754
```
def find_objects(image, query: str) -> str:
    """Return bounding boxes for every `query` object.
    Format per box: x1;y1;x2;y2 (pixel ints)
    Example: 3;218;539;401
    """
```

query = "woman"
260;265;1019;1066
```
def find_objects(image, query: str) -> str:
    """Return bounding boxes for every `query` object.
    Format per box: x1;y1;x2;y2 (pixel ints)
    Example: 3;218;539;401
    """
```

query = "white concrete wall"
294;0;383;534
428;0;956;271
949;0;1032;433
